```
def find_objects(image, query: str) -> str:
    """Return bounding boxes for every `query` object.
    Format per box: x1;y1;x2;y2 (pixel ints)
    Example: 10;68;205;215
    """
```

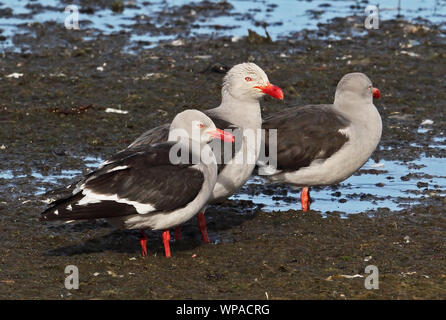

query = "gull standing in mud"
258;73;382;211
129;63;284;241
40;110;234;257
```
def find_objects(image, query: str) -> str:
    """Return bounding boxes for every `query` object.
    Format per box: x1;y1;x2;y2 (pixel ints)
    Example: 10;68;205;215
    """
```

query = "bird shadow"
44;199;260;257
205;199;260;242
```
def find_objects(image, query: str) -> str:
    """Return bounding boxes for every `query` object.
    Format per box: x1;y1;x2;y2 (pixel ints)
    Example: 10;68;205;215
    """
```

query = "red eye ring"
245;76;253;82
198;123;204;128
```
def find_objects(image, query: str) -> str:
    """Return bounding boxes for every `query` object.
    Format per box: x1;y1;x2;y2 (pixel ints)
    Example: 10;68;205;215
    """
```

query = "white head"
221;63;284;102
168;109;234;144
334;73;381;106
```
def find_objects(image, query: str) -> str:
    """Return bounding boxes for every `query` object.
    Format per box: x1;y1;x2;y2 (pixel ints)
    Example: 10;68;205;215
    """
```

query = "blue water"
1;0;445;51
232;155;446;215
1;138;444;214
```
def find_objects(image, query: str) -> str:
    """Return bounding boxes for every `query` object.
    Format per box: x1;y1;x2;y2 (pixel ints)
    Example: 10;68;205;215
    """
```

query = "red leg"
162;230;171;258
300;187;311;212
140;230;148;257
197;212;210;243
174;226;182;241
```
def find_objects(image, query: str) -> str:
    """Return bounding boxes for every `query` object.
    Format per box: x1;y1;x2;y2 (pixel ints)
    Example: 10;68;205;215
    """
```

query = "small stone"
375;183;385;187
111;0;124;13
171;39;185;46
6;73;23;78
194;55;212;60
417;181;428;188
105;108;128;114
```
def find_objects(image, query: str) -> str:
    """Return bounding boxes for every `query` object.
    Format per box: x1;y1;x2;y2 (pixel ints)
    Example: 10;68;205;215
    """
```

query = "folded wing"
41;143;204;221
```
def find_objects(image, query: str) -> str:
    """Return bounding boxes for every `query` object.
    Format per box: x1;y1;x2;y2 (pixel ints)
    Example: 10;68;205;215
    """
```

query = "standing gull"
258;73;382;211
41;110;234;257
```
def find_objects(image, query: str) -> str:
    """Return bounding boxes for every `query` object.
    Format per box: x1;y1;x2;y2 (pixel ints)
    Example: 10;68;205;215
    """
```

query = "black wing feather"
261;105;350;172
41;143;204;221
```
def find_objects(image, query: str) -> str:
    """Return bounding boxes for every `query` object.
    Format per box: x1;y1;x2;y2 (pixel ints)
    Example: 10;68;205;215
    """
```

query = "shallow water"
232;127;446;216
1;116;444;216
233;154;446;216
1;136;444;216
1;0;445;51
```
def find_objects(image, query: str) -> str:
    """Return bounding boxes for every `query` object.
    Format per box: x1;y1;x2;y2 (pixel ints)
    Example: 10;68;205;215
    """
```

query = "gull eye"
245;76;253;82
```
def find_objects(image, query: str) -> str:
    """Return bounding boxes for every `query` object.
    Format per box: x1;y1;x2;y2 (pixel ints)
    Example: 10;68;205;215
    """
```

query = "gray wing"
261;105;350;172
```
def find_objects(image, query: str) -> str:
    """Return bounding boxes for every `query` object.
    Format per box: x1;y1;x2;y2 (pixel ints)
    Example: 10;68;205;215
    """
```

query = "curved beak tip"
256;84;284;100
372;87;381;99
275;88;285;100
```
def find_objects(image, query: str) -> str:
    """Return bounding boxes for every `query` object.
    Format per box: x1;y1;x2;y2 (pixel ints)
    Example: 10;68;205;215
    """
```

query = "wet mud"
0;1;445;299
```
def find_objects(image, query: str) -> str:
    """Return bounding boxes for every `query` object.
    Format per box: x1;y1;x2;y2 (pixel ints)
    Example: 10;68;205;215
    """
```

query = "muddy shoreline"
0;4;445;299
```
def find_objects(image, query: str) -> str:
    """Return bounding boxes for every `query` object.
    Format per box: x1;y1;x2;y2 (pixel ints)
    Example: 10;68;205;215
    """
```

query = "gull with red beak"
129;63;284;244
258;72;382;211
41;110;234;258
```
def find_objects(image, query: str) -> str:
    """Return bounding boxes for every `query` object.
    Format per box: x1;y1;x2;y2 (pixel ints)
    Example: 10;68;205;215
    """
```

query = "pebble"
171;39;185;46
105;108;128;114
400;50;420;58
6;73;23;78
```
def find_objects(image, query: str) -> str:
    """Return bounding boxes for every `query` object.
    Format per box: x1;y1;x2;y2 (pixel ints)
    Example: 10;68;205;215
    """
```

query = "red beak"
255;83;284;100
372;87;381;99
208;128;235;143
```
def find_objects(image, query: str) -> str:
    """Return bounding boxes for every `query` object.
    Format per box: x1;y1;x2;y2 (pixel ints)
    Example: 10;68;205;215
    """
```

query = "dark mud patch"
1;202;445;299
